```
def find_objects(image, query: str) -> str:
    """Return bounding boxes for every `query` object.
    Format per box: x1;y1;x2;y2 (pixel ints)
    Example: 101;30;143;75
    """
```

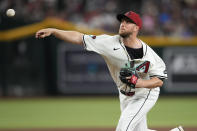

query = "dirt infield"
1;127;197;131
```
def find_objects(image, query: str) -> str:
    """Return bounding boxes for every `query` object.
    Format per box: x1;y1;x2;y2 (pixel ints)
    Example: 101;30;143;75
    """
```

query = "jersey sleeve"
82;34;109;54
148;54;168;80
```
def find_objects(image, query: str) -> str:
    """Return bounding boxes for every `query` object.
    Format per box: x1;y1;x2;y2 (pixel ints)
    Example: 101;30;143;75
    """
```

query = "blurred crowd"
0;0;197;36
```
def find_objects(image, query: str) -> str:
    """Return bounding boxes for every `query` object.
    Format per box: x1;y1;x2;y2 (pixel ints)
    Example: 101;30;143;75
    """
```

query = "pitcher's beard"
119;32;132;38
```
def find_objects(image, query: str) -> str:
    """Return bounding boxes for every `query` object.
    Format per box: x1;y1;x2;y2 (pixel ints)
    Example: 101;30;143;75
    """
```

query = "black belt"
120;90;135;96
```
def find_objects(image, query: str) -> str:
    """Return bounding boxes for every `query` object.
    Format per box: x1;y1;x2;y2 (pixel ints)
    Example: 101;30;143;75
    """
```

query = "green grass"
0;97;120;129
0;96;196;129
148;96;197;127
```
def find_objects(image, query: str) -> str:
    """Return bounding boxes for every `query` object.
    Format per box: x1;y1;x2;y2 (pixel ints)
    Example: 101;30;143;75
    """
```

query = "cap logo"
128;12;132;16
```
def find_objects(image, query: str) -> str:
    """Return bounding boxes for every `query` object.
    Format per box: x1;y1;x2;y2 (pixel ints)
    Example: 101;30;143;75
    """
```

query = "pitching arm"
135;77;163;89
35;28;84;45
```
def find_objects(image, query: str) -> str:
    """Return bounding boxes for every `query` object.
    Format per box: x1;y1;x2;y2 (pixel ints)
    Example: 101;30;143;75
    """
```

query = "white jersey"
83;34;167;131
83;34;167;88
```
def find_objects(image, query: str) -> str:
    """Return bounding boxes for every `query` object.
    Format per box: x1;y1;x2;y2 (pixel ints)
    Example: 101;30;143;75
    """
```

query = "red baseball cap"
117;11;142;30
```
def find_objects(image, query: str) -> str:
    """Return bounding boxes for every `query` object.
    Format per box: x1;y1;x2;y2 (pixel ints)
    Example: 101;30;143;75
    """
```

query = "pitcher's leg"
134;116;148;131
133;116;157;131
116;95;158;131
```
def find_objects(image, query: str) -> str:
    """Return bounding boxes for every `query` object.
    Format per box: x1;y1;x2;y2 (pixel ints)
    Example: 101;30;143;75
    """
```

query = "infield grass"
0;96;196;129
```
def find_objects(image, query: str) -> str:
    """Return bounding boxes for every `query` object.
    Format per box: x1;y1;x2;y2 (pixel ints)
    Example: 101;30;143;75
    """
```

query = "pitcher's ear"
134;25;139;32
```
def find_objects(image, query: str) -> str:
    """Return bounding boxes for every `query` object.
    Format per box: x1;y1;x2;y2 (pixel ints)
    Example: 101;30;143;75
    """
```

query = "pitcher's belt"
120;90;135;96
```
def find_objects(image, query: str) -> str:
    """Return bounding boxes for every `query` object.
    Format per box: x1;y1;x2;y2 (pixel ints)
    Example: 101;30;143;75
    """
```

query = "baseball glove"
119;67;139;89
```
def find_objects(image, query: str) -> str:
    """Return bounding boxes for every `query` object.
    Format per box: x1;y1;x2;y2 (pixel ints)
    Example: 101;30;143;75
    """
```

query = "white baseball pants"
116;91;159;131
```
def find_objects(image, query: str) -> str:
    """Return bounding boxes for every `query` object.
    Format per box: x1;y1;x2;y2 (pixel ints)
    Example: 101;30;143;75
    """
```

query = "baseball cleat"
177;126;184;131
170;126;184;131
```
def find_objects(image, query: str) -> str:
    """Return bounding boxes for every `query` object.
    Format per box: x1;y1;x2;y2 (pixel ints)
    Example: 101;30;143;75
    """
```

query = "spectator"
0;0;196;36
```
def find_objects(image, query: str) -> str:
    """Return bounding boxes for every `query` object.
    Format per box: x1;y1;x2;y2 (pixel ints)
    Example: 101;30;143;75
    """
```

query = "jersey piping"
126;89;151;131
149;75;168;79
119;38;148;60
119;39;131;62
82;35;87;49
144;44;148;56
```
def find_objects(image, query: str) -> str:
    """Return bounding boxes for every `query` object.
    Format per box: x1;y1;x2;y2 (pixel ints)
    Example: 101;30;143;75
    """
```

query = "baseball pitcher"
36;11;184;131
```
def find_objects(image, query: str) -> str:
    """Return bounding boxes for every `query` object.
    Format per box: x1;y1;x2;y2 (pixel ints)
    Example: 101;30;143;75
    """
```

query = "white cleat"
170;126;184;131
